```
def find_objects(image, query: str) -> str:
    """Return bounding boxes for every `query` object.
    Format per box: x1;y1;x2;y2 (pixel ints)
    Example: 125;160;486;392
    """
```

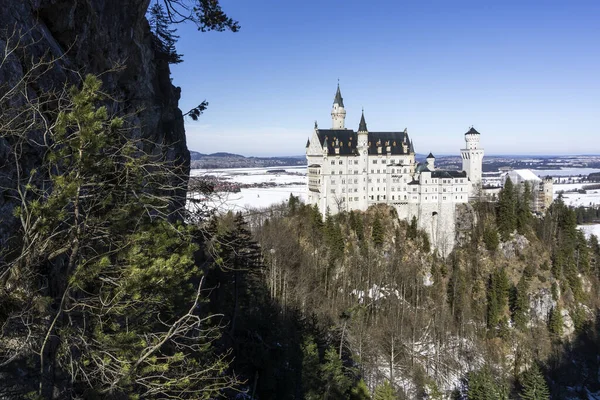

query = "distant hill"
189;151;305;169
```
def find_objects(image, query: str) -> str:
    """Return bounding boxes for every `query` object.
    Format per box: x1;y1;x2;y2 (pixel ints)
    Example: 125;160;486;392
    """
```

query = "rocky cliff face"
0;0;188;247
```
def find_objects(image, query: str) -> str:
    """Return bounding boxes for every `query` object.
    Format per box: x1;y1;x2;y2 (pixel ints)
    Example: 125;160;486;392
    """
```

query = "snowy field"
555;188;600;207
188;166;307;213
578;224;600;239
530;168;600;177
190;166;307;186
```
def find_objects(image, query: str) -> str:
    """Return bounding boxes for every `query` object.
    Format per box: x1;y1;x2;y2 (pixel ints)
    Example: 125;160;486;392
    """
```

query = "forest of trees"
2;1;600;399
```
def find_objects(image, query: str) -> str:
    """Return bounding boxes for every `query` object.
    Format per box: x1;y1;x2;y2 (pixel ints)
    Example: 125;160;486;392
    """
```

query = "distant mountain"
189;151;306;169
208;152;245;158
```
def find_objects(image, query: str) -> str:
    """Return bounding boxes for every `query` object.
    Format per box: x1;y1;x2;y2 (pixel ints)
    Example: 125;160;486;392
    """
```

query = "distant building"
501;169;553;213
305;84;485;254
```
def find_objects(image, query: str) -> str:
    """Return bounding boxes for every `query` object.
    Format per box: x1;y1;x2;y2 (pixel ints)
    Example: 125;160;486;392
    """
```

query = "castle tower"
331;83;346;129
357;110;369;209
461;127;484;195
426;152;435;170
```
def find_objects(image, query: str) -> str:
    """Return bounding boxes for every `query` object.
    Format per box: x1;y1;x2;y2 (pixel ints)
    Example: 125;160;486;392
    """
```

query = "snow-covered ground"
188;166;307;213
191;166;306;185
557;190;600;207
530;168;600;177
578;224;600;239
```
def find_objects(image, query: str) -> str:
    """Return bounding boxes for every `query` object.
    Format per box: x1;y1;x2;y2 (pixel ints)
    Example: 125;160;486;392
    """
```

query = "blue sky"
170;0;600;156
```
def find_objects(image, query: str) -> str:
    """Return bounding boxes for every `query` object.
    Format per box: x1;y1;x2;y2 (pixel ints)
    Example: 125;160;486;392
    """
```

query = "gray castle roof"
315;129;413;156
333;84;344;107
431;170;467;178
427;152;435;159
358;111;368;132
465;127;480;135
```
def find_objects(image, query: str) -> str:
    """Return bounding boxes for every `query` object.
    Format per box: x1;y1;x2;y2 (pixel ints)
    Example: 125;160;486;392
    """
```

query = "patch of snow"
578;224;600;239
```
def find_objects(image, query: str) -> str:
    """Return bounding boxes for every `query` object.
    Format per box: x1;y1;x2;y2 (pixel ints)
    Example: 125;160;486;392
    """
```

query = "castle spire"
358;108;368;132
333;83;344;107
331;82;346;129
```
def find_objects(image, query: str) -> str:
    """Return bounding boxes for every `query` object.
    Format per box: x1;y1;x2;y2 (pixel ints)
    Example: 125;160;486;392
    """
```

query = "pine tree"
350;379;372;400
3;75;236;397
516;182;532;234
302;336;323;400
372;213;385;248
148;2;183;64
483;224;499;252
519;364;550;400
548;306;563;338
374;380;396;400
512;276;529;331
467;366;509;400
322;347;352;399
408;215;418;240
497;176;517;241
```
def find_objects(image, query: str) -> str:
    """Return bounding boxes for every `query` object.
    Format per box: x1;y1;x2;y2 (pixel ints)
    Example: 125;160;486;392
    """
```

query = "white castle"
305;84;484;254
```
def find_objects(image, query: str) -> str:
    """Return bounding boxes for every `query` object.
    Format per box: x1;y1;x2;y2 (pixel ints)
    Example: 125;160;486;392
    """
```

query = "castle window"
342;179;345;184
354;160;359;165
339;171;342;174
331;161;335;165
425;197;427;200
331;179;336;184
392;195;395;200
377;169;380;173
354;188;358;192
339;160;343;165
371;169;374;173
355;197;359;201
342;188;345;193
331;189;335;194
373;160;377;164
377;179;380;183
370;195;373;200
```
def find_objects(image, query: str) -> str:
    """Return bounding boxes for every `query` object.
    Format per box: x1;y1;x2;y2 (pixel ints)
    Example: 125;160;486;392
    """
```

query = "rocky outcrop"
0;0;188;248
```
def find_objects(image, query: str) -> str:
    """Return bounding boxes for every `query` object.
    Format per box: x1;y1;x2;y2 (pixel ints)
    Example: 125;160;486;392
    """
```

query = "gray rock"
0;0;189;250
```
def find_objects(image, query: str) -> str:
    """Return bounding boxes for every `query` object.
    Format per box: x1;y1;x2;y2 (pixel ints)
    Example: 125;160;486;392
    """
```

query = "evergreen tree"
372;213;385;248
302;336;323;400
421;231;431;253
516;182;532;234
548;306;563;338
497;177;517;241
467;366;509;400
483;224;499;252
408;215;418;240
322;347;352;399
148;2;183;64
350;379;372;400
519;364;550;400
511;276;529;331
374;380;396;400
2;75;235;397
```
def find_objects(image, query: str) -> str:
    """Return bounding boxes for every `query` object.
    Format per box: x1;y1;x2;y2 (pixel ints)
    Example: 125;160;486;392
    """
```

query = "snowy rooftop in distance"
509;169;542;181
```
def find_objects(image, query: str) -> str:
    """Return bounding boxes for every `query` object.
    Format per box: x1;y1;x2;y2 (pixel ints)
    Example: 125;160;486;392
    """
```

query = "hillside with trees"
2;1;600;399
